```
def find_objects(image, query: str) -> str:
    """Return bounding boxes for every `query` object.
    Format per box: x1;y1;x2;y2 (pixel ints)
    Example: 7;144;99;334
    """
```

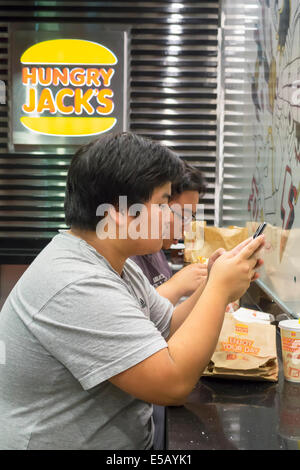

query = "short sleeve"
126;259;174;339
30;275;169;390
143;281;174;339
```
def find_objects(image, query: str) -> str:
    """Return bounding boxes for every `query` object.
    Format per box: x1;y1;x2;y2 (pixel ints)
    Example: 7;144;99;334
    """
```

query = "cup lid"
170;243;185;249
279;319;300;331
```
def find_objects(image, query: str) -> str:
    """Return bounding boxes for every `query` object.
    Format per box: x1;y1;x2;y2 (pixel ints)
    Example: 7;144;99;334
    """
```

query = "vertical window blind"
218;0;259;226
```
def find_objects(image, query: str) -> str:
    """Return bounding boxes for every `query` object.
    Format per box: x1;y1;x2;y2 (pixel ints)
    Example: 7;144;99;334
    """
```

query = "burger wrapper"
203;313;278;382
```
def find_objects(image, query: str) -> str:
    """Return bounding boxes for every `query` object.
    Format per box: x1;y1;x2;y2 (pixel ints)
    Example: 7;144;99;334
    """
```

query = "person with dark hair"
132;161;208;306
131;162;209;450
0;132;265;450
64;132;183;231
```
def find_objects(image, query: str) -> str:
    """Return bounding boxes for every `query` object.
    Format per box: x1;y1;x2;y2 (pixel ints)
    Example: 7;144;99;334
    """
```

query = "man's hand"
109;236;265;407
207;248;226;276
171;262;208;297
207;236;264;280
207;234;265;303
156;262;208;305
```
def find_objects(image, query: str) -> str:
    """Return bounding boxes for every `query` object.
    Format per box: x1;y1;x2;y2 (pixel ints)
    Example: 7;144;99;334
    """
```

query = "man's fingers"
254;258;264;269
210;247;226;261
229;237;253;257
208;248;226;275
251;271;260;281
195;265;208;275
193;263;208;271
244;256;264;282
249;258;264;278
238;234;265;261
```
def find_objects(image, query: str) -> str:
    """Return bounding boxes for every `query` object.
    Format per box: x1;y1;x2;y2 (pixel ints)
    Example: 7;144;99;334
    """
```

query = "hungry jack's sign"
11;27;128;146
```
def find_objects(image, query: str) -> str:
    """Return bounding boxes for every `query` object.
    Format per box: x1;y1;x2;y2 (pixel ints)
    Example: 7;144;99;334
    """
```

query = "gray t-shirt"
0;231;173;450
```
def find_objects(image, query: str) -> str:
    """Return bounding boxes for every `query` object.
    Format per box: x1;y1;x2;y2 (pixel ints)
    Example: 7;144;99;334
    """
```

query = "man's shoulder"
19;234;121;301
125;257;145;277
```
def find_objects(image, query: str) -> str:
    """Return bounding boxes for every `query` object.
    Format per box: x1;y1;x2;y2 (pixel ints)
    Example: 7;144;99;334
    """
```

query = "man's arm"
156;262;207;305
155;277;185;305
165;280;207;339
109;236;265;407
166;239;263;338
110;279;228;406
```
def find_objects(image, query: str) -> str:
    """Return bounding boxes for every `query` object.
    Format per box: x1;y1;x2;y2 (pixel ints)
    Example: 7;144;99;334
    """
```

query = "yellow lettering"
38;67;52;86
100;68;115;87
52;67;69;86
36;88;56;114
86;68;101;86
96;89;114;115
22;87;36;113
22;67;37;85
74;88;94;114
69;68;86;86
56;88;74;114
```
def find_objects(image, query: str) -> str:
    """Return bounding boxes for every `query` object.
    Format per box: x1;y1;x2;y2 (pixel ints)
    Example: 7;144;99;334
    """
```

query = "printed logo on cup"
279;320;300;383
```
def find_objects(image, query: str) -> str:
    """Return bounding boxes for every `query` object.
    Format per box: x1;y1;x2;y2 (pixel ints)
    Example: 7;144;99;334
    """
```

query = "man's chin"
162;239;178;250
144;239;164;255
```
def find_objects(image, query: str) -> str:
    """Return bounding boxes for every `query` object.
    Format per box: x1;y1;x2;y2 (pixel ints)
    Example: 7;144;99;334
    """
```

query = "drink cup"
279;320;300;383
170;242;185;266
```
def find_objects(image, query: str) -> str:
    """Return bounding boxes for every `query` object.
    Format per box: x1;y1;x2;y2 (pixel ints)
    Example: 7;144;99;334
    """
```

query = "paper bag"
184;223;249;263
203;313;278;382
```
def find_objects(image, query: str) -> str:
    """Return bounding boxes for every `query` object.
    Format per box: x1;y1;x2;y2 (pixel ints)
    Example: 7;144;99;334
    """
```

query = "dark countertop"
167;330;300;450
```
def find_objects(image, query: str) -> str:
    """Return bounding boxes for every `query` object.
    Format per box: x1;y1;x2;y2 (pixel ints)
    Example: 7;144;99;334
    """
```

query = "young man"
132;162;208;306
0;132;265;450
131;162;208;450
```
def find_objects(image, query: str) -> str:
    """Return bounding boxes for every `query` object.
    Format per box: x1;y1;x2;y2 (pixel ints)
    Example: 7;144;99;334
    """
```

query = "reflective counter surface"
167;331;300;450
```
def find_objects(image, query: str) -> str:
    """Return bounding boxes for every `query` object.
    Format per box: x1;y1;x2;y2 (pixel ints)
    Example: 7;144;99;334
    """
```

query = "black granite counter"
167;330;300;450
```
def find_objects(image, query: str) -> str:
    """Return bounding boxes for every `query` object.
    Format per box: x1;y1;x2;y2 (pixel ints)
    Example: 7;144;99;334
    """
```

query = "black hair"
64;132;184;230
171;161;206;200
